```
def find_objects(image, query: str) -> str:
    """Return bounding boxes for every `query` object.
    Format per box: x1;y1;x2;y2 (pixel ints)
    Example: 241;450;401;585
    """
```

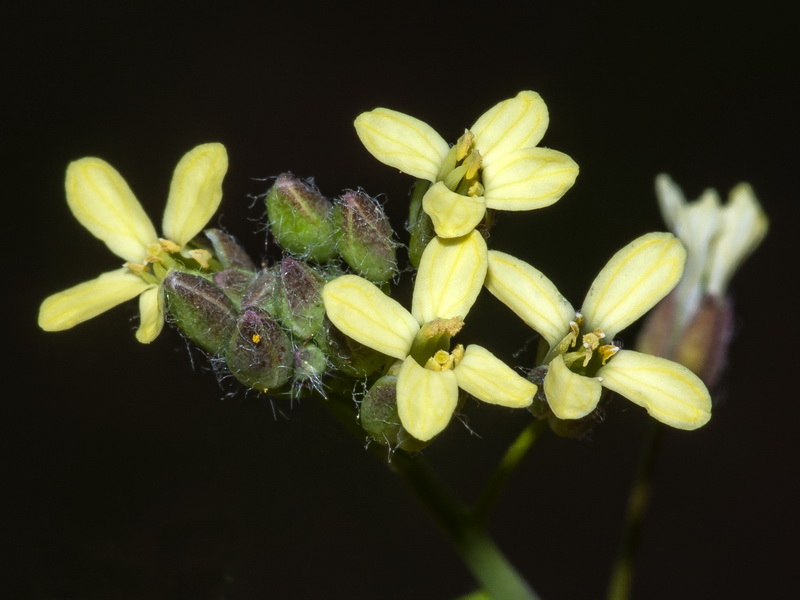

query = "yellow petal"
412;230;487;324
397;357;459;441
322;275;419;359
598;349;711;430
543;354;603;420
470;91;549;167
581;233;686;339
38;268;152;331
66;158;157;262
422;181;487;238
135;285;165;343
483;148;578;211
162;143;228;247
706;183;769;297
485;251;575;348
354;108;449;182
454;345;535;408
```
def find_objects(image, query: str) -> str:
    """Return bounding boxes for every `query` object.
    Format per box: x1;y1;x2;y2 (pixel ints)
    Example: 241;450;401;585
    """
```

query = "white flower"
354;91;578;238
38;143;228;343
323;231;535;441
485;233;712;430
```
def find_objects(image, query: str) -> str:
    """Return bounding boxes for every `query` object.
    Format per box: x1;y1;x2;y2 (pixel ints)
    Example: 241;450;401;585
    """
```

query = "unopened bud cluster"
163;172;400;398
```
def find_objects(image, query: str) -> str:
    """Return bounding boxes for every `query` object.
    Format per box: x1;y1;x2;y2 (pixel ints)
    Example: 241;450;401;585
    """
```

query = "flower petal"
135;285;165;343
422;181;487;238
397;357;459;441
66;158;157;262
162;143;228;247
38;268;152;331
706;182;769;297
598;349;711;430
483;148;578;211
323;275;419;359
412;230;488;324
485;251;575;348
581;233;686;339
454;345;535;408
470;91;549;166
543;354;603;420
354;108;449;182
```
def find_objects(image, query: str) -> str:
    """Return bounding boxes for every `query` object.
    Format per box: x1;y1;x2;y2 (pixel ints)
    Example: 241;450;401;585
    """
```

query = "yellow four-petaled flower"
323;231;536;442
354;91;579;238
485;232;712;430
38;143;228;343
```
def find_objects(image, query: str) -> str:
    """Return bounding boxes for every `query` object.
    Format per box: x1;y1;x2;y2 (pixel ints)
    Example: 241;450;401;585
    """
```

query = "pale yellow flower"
38;143;228;343
354;91;578;238
655;174;768;329
485;232;711;430
323;231;535;441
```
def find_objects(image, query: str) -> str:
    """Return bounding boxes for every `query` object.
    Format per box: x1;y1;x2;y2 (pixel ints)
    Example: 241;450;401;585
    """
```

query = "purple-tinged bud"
274;258;326;340
293;342;328;383
334;190;397;283
226;308;293;391
407;180;437;268
163;271;237;355
204;229;257;271
360;375;429;452
242;268;280;314
265;173;337;262
214;268;256;310
318;317;389;378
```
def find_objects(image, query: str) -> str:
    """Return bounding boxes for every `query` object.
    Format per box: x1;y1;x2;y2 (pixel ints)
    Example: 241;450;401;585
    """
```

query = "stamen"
455;130;475;161
597;344;619;365
159;238;182;253
421;317;465;338
188;249;212;269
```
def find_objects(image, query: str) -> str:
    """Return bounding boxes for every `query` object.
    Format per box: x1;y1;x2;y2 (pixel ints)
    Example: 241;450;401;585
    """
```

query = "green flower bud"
242;268;280;314
360;375;429;452
318;317;389;378
163;271;237;355
204;228;257;271
274;258;326;340
265;173;337;262
226;308;293;392
214;268;256;310
293;342;328;383
334;190;397;283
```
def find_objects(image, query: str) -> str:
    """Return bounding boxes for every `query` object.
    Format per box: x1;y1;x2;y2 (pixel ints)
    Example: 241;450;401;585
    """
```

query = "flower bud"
334;190;397;283
214;268;256;310
226;308;293;391
242;268;280;314
163;271;237;355
293;342;328;383
204;228;257;271
274;258;326;340
265;173;337;262
360;375;429;452
318;317;389;378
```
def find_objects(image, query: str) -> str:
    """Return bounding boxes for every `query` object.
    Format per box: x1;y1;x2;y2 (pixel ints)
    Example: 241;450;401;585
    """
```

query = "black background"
6;2;796;599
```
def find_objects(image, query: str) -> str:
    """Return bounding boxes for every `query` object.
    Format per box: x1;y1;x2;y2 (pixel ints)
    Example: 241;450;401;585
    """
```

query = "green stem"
473;419;548;524
606;421;664;600
322;394;541;600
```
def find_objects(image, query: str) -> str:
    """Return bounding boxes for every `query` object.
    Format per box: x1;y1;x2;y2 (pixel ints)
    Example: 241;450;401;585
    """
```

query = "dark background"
6;2;796;599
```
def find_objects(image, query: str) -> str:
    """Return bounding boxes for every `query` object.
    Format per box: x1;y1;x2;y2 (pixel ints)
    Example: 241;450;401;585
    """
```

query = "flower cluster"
40;91;755;449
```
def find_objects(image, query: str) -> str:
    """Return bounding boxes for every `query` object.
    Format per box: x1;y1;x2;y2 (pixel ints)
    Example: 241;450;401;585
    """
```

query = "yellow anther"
252;333;262;344
597;344;619;365
581;329;606;367
425;348;461;372
124;261;148;275
159;238;182;253
455;130;475;161
463;149;483;180
188;249;212;269
467;180;484;197
421;316;465;339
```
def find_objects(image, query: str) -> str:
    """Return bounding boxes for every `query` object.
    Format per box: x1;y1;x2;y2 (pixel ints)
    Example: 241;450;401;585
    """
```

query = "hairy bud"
163;271;237;354
265;173;337;262
204;228;257;271
360;375;429;452
226;308;293;391
274;258;327;340
334;190;397;283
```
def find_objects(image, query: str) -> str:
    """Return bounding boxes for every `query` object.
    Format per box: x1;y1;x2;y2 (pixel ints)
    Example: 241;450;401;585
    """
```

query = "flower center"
123;239;214;285
557;313;619;374
424;344;465;372
437;130;485;198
